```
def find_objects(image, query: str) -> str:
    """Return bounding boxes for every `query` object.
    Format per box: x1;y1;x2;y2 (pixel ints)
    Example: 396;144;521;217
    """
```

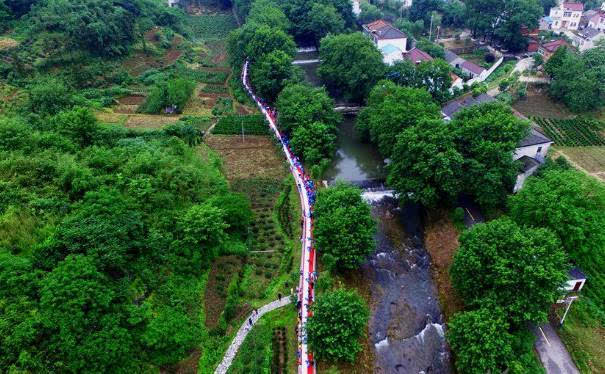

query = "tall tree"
244;24;296;63
318;32;385;103
509;169;605;258
451;218;569;326
496;0;543;52
451;102;529;209
447;307;515;374
416;59;453;103
314;184;375;271
250;50;295;103
276;84;341;134
356;80;441;158
290;121;338;164
247;0;290;31
387;119;463;208
306;289;369;362
307;3;345;46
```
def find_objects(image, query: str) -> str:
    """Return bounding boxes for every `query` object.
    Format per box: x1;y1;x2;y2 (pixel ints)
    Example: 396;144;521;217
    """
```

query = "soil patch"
0;37;19;50
160;349;200;374
424;210;464;321
513;85;574;119
124;114;181;129
204;256;243;329
118;95;146;105
163;49;182;65
553;146;605;181
205;135;287;180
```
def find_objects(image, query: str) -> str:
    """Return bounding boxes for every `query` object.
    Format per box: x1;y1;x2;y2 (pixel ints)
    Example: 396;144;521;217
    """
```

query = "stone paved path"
214;297;292;374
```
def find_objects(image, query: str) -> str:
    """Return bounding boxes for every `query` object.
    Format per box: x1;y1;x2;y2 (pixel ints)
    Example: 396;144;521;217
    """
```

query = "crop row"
212;115;269;135
533;117;605;147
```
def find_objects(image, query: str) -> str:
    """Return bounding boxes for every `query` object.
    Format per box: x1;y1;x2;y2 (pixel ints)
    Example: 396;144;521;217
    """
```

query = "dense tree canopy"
318;32;386;103
451;102;529;209
314;184;375;271
451;218;568;326
275;84;341;134
250;50;295;103
246;0;290;31
386;59;453;103
290;121;338;164
509;169;605;258
545;44;605;112
447;307;515;374
356;80;441;158
278;0;353;43
306;289;369;363
387;119;463;208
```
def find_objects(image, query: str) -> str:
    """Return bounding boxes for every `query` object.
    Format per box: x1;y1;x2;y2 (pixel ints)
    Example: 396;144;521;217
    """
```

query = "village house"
538;39;571;60
403;47;432;64
566;27;605;51
362;20;408;65
588;11;605;30
549;2;584;30
444;50;487;80
441;93;553;192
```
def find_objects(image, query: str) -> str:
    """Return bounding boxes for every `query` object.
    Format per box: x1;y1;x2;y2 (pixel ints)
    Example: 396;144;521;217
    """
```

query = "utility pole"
429;14;433;41
241;121;245;143
560;296;578;326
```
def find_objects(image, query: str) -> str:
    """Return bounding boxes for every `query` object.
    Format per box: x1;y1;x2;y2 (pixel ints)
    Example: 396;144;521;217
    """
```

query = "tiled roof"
441;93;495;118
563;2;584;11
404;47;433;63
444;49;459;63
518;128;553;147
578;27;602;40
461;60;485;75
363;20;407;40
542;39;568;52
518;155;541;173
569;267;587;280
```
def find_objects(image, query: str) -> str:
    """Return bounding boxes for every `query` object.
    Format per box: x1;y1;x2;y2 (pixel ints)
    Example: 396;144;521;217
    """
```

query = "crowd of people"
242;61;317;372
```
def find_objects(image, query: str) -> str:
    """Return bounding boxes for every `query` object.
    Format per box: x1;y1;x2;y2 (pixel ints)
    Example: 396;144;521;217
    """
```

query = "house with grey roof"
441;93;554;192
565;27;605;51
362;20;408;65
444;49;488;80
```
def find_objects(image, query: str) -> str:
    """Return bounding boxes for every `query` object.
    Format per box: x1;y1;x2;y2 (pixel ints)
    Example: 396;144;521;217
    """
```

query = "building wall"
383;51;403;65
589;16;605;31
513;142;552;161
376;38;407;53
514;163;540;193
549;6;582;30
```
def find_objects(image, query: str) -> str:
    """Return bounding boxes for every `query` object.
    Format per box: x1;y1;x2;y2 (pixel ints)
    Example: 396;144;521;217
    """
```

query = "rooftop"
461;60;486;75
577;27;603;40
569;267;587;280
542;39;569;52
404;47;433;63
444;49;459;63
363;20;408;40
380;43;402;54
518;155;541;173
562;2;584;12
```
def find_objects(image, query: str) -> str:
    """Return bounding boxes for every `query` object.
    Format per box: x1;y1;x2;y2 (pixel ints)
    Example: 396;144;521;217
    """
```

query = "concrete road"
532;323;580;374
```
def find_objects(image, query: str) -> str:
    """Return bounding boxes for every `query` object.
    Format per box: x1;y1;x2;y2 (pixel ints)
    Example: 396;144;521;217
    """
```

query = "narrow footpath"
214;61;318;374
214;297;292;374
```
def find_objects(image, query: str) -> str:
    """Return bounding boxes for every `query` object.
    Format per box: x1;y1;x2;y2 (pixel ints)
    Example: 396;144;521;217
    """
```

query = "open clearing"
554;146;605;181
513;85;574;119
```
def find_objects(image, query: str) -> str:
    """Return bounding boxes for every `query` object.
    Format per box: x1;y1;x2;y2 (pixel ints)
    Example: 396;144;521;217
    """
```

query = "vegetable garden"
533;117;605;146
212;114;269;135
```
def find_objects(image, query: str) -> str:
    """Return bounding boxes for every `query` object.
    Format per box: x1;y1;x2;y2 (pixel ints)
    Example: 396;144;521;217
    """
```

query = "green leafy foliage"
249;50;295;103
138;78;195;114
290;121;337;164
278;0;354;42
306;289;369;363
387;119;463;207
532;117;605;146
509;169;605;258
318;32;385;103
276;84;341;134
452;218;569;326
356;80;441;158
314;184;375;271
544;43;605;112
212;114;269;135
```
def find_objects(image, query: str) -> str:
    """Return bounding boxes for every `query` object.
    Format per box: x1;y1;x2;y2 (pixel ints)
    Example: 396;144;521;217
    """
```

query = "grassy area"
187;14;239;40
554;147;605;181
212;114;269;135
513;84;574;118
533;117;605;146
559;312;605;374
228;305;298;374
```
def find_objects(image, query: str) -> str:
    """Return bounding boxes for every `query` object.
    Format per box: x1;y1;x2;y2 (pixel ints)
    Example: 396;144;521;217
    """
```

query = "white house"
167;0;179;7
566;27;605;51
352;0;361;17
362;20;408;65
588;11;605;30
441;93;554;192
549;2;584;30
444;50;489;81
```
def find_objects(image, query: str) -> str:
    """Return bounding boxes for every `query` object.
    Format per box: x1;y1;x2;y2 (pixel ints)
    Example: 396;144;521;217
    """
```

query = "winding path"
214;297;292;374
213;61;318;374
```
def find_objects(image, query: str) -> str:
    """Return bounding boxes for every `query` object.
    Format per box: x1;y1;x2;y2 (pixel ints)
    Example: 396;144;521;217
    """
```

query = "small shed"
563;267;587;292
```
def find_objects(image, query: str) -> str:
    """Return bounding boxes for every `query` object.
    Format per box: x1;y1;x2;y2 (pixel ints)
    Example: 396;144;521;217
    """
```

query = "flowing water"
293;55;451;372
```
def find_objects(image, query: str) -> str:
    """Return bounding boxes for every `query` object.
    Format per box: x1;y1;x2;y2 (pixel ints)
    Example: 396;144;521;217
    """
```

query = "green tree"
359;1;383;24
276;84;341;134
386;60;419;87
495;0;543;51
250;50;295;103
314;184;375;271
356;80;441;158
307;3;345;46
451;218;569;325
4;0;39;17
442;0;466;28
26;78;74;117
244;24;296;63
208;193;252;235
387;119;463;207
451;102;529;209
141;306;200;366
509;169;605;258
416;59;453;103
39;255;137;373
49;107;99;147
290;121;338;164
415;38;446;59
247;0;290;31
318;32;386;103
447;307;515;374
306;289;369;362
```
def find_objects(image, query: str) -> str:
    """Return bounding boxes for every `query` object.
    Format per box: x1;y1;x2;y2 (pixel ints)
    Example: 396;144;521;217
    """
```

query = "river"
294;53;451;373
